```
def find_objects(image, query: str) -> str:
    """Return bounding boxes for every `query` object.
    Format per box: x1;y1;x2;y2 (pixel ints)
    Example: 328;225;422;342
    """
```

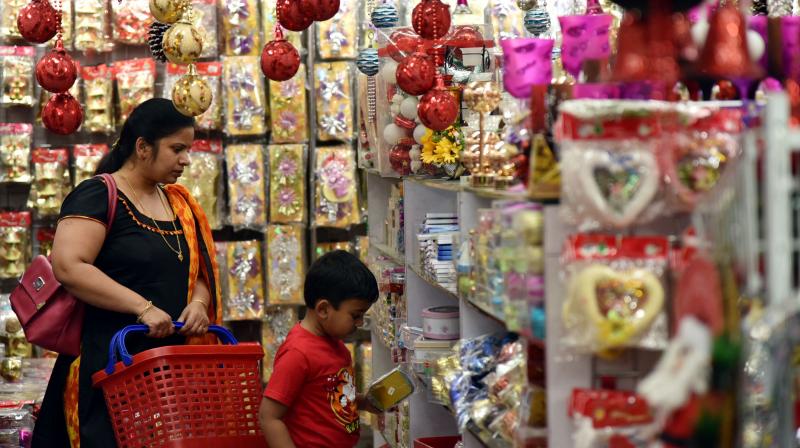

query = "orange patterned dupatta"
64;184;222;448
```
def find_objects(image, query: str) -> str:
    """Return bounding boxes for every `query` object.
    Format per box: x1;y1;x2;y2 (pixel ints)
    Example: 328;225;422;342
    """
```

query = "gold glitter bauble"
463;81;502;114
149;0;188;23
172;65;212;117
162;21;203;65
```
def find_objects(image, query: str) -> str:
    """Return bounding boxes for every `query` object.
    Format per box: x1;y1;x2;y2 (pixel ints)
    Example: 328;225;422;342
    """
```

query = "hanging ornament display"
417;75;459;131
371;2;399;28
149;0;187;23
356;48;379;76
277;0;313;32
396;50;436;95
524;8;550;36
303;0;340;21
453;0;471;15
17;0;58;43
412;0;451;40
162;19;203;64
148;21;171;62
35;41;77;94
698;3;758;79
171;64;212;117
517;0;536;10
42;93;83;135
261;26;301;82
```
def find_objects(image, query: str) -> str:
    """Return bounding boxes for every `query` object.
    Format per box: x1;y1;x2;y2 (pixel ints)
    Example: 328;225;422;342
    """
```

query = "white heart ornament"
578;149;660;228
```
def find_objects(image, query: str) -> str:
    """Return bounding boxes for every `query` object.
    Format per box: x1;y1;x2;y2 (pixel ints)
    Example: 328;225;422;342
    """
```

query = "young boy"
259;250;381;448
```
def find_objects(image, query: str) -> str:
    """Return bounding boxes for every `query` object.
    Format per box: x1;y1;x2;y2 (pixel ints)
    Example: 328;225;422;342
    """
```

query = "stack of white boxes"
417;213;458;293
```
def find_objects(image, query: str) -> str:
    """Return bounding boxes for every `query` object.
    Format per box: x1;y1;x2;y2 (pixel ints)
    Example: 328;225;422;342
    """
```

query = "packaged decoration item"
659;108;743;211
316;0;357;59
269;64;308;143
112;58;156;123
315;62;354;142
367;367;415;412
315;242;353;259
569;389;653;448
0;123;33;183
0;0;25;40
0;47;34;107
223;240;265;320
488;0;525;45
112;0;151;45
221;0;260;56
223;56;267;136
28;148;70;217
225;144;267;230
557;100;672;229
164;62;222;131
72;144;108;186
561;234;669;354
0;212;31;280
178;140;223;229
262;306;299;382
74;0;112;53
81;64;114;134
269;145;306;223
314;146;360;228
36;228;55;257
266;225;305;305
261;0;302;48
191;0;218;58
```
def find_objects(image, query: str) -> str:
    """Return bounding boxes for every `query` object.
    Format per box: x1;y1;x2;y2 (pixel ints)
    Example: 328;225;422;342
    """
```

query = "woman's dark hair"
95;98;195;174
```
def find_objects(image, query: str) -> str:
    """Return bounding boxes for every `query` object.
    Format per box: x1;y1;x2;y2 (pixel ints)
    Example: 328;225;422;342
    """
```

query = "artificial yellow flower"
421;140;439;165
434;138;458;164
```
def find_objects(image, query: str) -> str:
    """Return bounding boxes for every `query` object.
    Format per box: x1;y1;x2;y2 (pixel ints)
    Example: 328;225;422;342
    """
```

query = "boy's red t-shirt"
263;324;360;448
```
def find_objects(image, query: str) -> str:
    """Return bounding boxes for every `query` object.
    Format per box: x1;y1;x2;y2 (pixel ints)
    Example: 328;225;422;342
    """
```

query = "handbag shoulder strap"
93;173;119;233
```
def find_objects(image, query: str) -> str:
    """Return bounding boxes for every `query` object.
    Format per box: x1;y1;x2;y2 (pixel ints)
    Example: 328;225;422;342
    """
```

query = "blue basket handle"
104;322;238;375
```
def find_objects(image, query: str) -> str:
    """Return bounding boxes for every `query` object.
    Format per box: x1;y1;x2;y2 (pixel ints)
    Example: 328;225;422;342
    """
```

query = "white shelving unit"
366;172;547;448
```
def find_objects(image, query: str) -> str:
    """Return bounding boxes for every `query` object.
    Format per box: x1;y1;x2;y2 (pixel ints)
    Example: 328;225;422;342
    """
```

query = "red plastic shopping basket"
92;322;267;448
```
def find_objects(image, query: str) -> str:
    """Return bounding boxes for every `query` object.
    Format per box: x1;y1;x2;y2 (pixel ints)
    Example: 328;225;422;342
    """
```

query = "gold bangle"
192;298;209;308
137;301;154;323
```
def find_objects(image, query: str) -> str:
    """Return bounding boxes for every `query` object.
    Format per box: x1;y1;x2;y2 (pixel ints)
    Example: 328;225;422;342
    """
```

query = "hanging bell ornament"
611;13;650;81
517;0;537;11
260;26;301;81
586;0;604;14
162;20;203;64
371;2;399;28
278;0;314;31
42;93;83;135
412;0;451;40
524;9;550;36
172;64;213;117
454;0;472;15
417;75;459;131
17;0;58;44
149;0;187;24
356;48;380;76
36;40;78;94
698;3;760;79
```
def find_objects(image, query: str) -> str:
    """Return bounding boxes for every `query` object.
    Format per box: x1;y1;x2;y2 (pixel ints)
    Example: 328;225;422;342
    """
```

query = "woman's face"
140;126;194;184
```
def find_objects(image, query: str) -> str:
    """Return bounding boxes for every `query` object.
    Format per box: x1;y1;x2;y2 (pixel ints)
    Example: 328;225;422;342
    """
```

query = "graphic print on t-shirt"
326;367;360;434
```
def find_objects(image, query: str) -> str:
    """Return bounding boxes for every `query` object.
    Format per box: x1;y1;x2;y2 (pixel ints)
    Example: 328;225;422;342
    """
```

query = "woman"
32;98;222;448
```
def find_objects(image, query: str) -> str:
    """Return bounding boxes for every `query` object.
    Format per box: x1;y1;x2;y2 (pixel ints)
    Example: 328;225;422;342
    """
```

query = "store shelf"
371;242;405;264
463;297;506;327
409;264;459;301
405;177;559;203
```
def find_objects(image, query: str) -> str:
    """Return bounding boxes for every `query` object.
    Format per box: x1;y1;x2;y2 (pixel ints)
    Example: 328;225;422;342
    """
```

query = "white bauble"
400;96;419;119
411;160;423;173
747;30;765;62
409;146;421;160
381;60;398;84
413;125;429;144
691;20;709;47
383;123;405;145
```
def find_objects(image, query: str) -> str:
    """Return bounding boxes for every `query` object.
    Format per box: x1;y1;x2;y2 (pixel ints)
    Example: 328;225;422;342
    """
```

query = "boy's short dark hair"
304;250;379;309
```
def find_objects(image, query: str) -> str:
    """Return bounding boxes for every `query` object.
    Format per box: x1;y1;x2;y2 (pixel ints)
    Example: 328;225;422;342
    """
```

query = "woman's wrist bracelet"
136;301;154;323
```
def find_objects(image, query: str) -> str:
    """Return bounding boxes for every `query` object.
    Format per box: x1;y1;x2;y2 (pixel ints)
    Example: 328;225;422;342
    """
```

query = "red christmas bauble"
301;0;340;21
412;0;451;40
277;0;313;32
389;145;412;176
418;86;458;131
450;25;483;47
261;39;300;81
389;29;421;62
36;43;78;93
396;52;436;95
42;93;83;135
17;0;58;44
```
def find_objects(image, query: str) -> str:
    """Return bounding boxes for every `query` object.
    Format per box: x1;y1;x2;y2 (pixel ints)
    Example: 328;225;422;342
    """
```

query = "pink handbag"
10;173;118;356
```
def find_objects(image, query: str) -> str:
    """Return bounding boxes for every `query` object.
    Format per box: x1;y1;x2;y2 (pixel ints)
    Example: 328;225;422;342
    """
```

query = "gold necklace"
121;175;184;262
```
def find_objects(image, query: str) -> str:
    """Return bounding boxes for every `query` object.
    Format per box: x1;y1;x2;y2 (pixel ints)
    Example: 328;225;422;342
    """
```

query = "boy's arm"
356;394;383;414
259;398;296;448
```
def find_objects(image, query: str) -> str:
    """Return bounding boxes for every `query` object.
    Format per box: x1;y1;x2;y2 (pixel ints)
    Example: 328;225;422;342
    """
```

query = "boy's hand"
357;394;395;415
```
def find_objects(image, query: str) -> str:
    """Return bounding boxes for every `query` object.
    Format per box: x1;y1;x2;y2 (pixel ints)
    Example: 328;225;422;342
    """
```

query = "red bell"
612;13;650;82
697;3;760;79
645;3;680;85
